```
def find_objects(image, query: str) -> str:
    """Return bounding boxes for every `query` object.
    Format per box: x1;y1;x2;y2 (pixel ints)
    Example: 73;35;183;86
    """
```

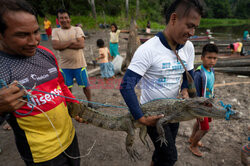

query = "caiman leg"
138;125;151;151
125;120;141;161
156;115;175;147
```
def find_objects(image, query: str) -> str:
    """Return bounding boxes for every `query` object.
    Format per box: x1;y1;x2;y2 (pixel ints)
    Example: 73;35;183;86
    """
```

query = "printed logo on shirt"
26;88;62;108
48;67;57;74
162;63;171;69
157;60;188;88
172;61;187;70
19;78;29;84
30;74;49;81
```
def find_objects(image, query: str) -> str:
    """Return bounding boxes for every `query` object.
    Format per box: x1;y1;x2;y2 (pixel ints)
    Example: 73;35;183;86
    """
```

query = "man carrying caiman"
120;0;203;165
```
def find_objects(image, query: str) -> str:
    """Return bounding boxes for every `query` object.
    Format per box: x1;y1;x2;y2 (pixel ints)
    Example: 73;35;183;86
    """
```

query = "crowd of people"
0;0;248;166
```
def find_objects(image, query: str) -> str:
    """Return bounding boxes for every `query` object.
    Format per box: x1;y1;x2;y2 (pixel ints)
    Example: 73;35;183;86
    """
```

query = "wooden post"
122;19;141;71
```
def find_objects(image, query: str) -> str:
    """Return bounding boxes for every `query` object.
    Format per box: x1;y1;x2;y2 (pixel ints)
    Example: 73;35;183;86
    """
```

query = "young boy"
189;43;218;157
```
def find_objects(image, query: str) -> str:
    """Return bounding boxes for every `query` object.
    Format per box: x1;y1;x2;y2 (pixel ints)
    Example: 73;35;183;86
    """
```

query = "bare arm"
120;30;129;33
68;37;84;49
0;83;25;114
108;51;112;60
52;39;75;51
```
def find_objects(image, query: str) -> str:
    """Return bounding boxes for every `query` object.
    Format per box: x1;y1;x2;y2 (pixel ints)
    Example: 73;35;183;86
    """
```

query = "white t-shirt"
128;36;194;104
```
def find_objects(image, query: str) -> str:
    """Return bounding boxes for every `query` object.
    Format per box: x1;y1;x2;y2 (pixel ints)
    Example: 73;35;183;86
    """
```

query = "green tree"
205;0;232;18
234;0;250;19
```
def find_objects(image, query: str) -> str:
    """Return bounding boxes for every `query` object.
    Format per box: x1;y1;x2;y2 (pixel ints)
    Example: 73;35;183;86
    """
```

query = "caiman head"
185;97;244;120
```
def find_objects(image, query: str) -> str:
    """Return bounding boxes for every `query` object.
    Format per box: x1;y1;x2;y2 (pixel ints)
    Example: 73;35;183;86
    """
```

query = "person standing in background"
146;21;151;34
96;39;115;83
109;23;129;60
44;16;52;38
52;9;97;109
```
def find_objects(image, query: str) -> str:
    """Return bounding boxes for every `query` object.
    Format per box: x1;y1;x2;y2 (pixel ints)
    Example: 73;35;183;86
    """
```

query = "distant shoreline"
38;15;250;30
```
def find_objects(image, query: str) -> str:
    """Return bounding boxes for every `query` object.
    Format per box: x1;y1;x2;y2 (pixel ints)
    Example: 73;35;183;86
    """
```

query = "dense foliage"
27;0;250;20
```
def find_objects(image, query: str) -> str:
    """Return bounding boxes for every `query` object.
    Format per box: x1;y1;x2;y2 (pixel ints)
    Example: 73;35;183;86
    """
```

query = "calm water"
196;24;250;40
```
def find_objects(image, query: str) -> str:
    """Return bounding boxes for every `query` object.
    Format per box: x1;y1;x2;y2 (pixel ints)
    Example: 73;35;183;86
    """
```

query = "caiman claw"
126;146;142;161
156;136;168;147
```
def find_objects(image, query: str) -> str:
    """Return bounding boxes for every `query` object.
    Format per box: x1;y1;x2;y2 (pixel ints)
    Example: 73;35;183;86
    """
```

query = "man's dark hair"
111;23;118;32
57;8;70;18
165;0;203;24
202;43;218;57
0;0;37;34
97;39;105;48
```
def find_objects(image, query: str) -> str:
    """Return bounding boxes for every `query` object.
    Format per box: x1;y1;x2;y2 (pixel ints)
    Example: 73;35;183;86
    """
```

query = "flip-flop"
189;146;203;157
188;139;203;147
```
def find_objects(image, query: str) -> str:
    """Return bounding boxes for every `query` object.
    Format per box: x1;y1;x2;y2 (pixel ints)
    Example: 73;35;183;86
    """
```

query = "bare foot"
189;146;203;157
3;123;11;130
188;138;203;147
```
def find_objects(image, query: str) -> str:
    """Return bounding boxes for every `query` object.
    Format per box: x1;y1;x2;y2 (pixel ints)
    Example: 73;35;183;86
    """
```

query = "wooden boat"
195;55;250;76
189;35;210;41
195;55;250;68
123;35;211;44
214;66;250;76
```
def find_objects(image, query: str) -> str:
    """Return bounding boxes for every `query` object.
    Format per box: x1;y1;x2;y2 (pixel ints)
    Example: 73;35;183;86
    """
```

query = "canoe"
214;66;250;76
194;55;250;68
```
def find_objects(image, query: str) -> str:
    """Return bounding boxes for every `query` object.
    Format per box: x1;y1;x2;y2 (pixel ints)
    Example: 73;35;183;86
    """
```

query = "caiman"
67;97;243;160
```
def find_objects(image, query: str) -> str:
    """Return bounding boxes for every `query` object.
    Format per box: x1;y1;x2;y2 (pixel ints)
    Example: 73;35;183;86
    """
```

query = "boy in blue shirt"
189;43;218;157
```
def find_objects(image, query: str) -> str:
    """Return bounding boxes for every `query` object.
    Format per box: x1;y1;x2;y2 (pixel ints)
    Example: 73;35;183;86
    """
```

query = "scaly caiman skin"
67;102;148;161
67;97;243;160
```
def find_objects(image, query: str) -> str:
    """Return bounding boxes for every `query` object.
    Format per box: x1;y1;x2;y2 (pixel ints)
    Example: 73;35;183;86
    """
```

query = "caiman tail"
67;102;150;161
67;102;131;131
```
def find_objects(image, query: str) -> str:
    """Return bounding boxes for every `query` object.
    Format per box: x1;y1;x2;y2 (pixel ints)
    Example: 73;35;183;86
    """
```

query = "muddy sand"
0;30;249;166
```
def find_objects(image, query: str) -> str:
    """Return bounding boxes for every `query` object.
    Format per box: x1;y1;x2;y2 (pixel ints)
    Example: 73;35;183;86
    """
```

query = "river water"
196;24;250;40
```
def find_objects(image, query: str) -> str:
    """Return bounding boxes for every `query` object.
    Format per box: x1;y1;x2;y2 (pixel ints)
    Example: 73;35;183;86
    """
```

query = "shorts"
198;117;212;131
24;134;80;166
45;27;52;37
61;67;89;88
109;42;119;57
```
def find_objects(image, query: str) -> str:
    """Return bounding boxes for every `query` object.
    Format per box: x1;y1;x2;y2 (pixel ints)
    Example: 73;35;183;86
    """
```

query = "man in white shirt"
120;0;203;165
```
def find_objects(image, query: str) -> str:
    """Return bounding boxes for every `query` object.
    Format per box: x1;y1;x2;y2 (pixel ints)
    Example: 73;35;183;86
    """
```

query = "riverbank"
38;15;250;30
0;30;249;166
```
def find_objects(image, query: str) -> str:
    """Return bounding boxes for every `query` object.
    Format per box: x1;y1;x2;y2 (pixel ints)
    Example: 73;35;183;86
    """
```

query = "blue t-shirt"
201;65;214;98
